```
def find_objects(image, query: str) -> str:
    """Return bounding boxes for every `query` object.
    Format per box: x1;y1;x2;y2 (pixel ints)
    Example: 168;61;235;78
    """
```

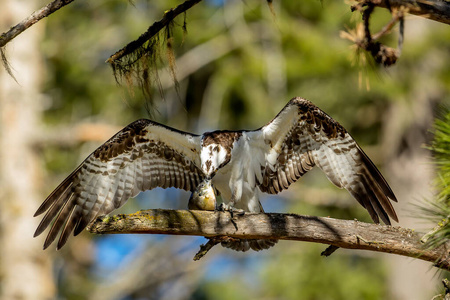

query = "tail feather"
221;239;278;252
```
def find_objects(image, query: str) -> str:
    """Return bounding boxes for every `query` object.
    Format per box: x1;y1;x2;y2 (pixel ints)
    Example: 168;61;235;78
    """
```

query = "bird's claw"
217;203;245;219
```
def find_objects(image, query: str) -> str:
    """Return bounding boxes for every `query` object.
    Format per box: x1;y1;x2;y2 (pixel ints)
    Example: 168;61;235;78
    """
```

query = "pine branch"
88;209;450;270
0;0;75;48
355;0;450;25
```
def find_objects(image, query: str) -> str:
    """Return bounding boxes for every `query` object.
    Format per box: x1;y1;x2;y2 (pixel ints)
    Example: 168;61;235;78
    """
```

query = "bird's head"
200;142;230;178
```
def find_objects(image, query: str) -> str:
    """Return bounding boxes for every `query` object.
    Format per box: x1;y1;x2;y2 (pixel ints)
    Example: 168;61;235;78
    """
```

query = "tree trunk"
0;2;54;299
381;63;442;299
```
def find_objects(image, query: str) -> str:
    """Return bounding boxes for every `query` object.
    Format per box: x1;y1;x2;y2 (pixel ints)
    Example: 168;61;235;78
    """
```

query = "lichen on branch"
88;209;450;270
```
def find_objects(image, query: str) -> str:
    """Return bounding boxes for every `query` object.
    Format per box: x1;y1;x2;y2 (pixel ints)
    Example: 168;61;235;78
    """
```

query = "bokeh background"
1;0;449;299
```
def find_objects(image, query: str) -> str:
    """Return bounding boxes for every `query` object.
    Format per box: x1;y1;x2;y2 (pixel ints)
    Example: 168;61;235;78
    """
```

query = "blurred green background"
1;0;449;299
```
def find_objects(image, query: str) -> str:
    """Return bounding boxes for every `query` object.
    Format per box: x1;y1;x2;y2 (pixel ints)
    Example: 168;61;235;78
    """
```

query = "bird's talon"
215;203;244;219
235;209;245;216
216;203;226;212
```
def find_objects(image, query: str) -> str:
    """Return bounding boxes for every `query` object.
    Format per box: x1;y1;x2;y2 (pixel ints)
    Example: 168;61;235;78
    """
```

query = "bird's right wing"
34;119;204;249
249;98;398;225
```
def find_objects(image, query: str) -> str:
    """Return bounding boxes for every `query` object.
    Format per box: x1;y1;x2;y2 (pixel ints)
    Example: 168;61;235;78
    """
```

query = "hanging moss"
107;0;202;111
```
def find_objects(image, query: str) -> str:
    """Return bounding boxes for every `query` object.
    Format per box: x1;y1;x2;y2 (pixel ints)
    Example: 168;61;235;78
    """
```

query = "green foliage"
422;108;450;249
433;111;450;198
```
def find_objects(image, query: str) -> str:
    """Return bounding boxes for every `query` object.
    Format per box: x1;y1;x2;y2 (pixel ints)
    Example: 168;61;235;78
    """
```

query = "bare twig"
372;9;404;41
321;245;340;257
347;4;406;66
0;0;75;48
0;0;75;78
89;209;450;271
193;238;221;261
106;0;202;65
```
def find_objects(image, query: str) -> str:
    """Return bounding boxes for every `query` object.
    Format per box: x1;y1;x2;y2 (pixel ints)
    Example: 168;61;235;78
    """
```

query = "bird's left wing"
34;119;204;249
250;97;398;225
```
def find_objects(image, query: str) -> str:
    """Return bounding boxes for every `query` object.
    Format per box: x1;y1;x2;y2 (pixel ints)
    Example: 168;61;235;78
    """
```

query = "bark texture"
0;0;75;48
89;209;450;270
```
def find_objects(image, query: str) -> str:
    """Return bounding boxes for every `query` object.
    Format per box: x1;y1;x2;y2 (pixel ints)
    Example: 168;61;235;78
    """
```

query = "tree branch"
106;0;202;65
355;0;450;25
0;0;75;48
88;209;450;270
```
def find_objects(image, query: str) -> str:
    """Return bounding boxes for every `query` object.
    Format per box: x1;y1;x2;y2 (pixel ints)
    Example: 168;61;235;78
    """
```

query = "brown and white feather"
255;97;397;224
34;119;204;249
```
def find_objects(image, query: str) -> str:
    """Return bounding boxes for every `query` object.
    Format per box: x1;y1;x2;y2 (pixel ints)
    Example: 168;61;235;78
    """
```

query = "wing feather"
256;97;398;224
33;182;74;237
58;206;82;249
35;119;204;249
43;194;76;249
34;172;76;217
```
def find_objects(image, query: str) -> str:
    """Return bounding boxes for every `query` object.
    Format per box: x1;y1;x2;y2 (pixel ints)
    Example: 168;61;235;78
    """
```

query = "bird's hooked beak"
205;171;216;180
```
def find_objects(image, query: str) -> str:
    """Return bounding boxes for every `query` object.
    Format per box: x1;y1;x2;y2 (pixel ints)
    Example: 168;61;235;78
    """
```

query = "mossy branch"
105;0;202;106
88;209;450;270
106;0;202;66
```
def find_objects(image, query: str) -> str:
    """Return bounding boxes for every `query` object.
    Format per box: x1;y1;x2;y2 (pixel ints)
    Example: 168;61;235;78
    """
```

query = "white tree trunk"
382;51;441;299
0;2;54;299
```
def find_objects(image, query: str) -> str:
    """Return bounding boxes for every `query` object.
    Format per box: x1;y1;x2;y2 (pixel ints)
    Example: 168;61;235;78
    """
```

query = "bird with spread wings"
34;97;398;251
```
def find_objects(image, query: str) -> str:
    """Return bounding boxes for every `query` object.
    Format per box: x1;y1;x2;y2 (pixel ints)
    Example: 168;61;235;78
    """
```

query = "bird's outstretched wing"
34;119;204;249
255;97;398;224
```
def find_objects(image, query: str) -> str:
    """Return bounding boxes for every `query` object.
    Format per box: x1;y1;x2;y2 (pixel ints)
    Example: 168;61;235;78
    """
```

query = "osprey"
34;97;398;251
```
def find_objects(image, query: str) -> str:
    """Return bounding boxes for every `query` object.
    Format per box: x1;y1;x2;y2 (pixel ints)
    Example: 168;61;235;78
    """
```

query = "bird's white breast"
211;132;266;212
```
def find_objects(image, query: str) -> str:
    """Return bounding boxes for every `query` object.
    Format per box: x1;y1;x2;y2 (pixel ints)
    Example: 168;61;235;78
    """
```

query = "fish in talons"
188;179;217;211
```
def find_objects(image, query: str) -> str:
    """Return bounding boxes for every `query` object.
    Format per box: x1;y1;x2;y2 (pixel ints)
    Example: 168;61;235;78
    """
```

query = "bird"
34;97;398;251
